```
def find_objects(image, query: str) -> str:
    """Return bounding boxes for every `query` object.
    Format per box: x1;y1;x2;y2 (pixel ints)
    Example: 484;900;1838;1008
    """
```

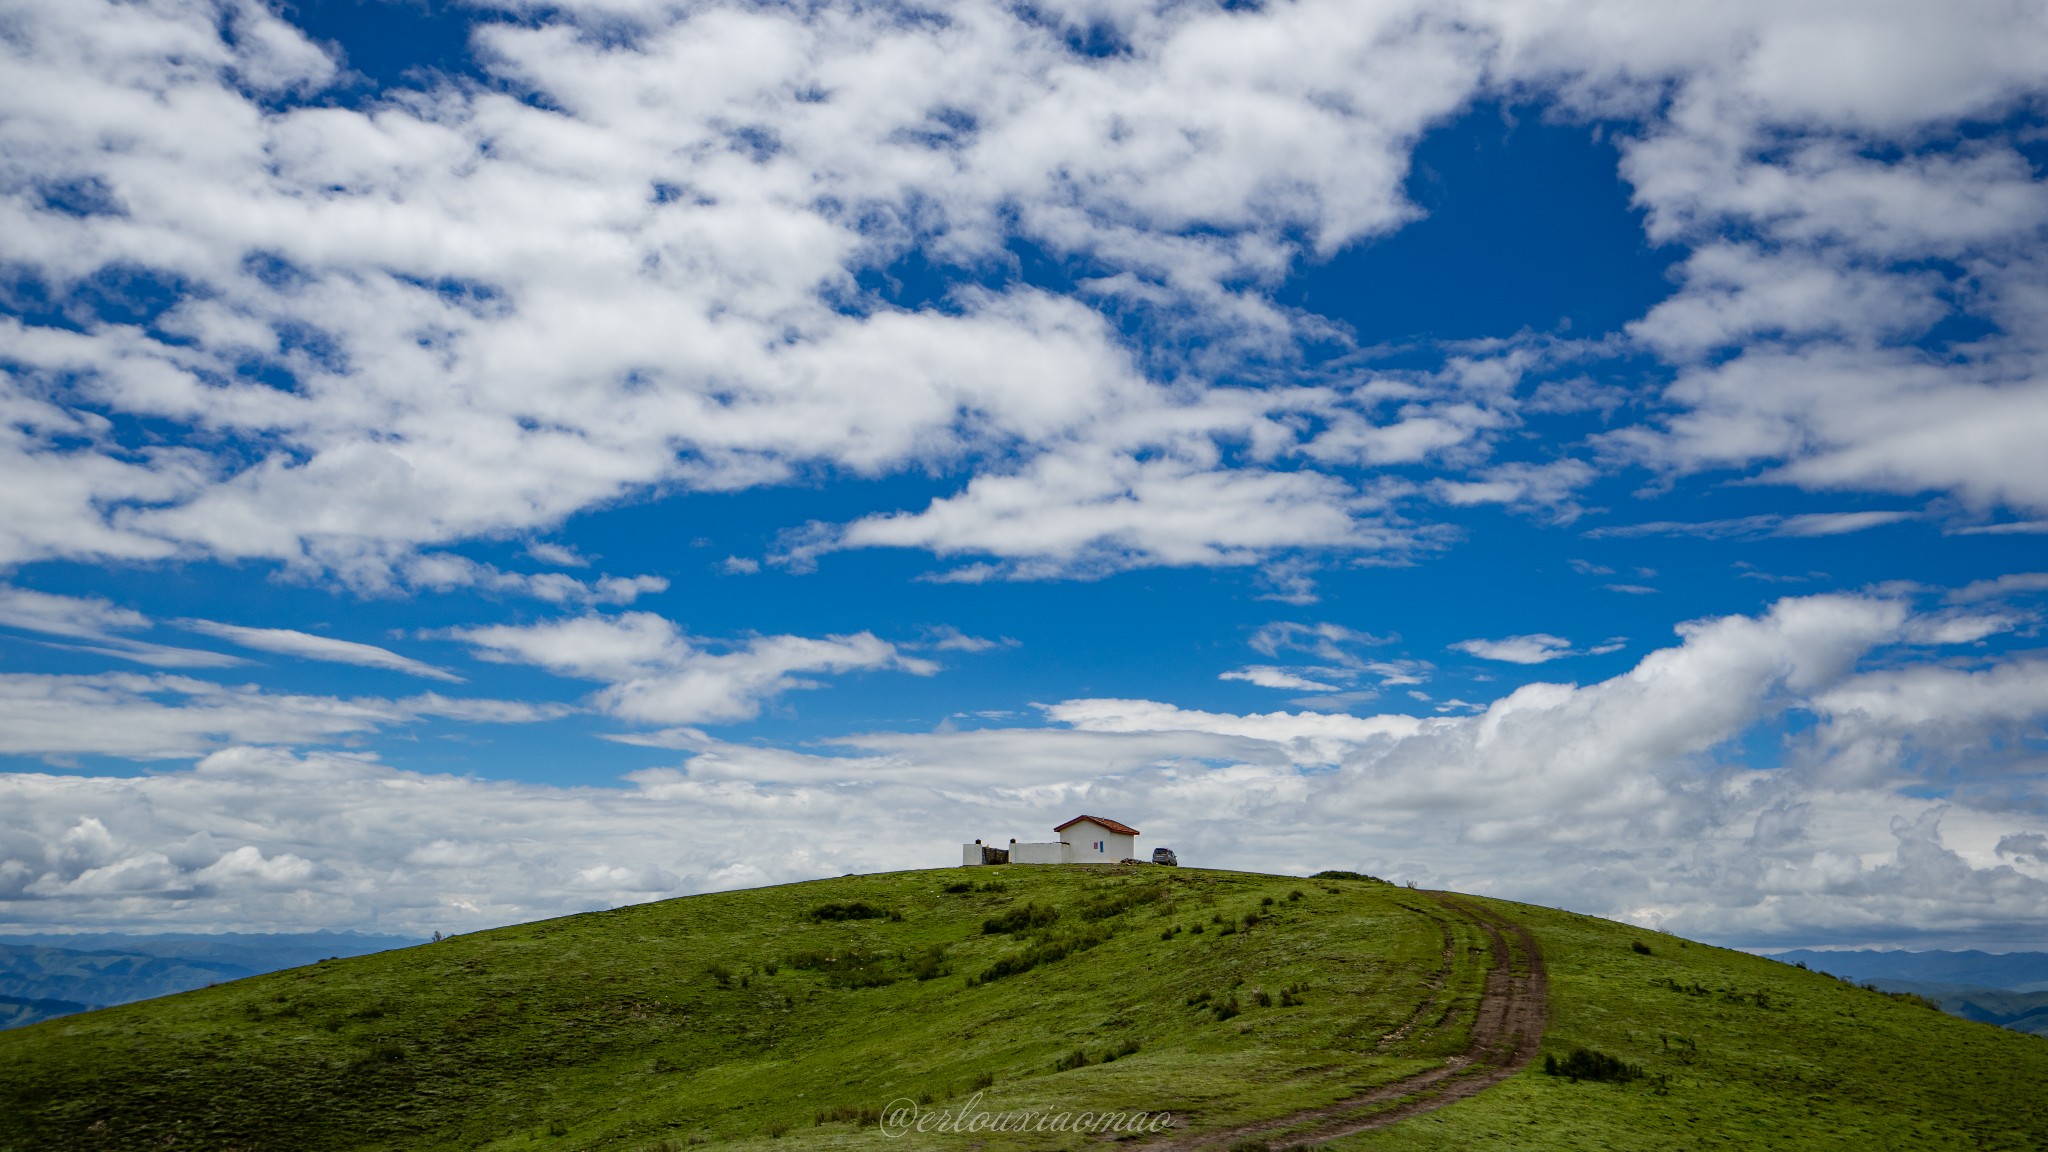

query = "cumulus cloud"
3;1;2048;953
794;450;1417;579
5;594;2045;945
2;0;2040;588
453;612;937;725
0;0;1489;582
1999;833;2048;865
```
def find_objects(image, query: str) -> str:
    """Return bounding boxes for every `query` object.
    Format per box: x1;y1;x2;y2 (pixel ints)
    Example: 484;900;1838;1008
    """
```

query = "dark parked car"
1151;847;1179;866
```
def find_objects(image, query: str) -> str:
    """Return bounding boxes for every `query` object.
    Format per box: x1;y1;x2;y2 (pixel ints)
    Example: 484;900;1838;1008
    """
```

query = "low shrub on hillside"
808;902;900;922
1631;941;1653;955
813;1104;881;1127
1544;1047;1642;1083
1310;870;1385;882
982;903;1060;934
905;944;950;981
969;928;1108;985
1078;885;1165;921
784;948;898;988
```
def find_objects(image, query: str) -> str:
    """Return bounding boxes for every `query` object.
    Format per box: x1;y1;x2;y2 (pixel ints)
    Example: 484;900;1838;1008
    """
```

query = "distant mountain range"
1767;949;2048;1038
0;932;422;1029
1766;949;2048;991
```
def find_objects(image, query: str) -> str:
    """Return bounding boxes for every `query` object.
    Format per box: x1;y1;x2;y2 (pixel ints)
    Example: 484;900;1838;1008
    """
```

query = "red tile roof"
1055;815;1140;837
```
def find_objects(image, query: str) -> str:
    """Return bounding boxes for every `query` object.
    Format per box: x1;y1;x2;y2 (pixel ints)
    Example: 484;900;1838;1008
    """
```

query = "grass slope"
1350;899;2048;1151
1;868;2045;1151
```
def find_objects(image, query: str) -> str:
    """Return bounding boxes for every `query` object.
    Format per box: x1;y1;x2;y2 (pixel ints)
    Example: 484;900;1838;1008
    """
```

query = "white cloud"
794;450;1416;579
0;585;245;669
1049;697;1425;768
1451;634;1576;664
400;554;668;606
1248;621;1392;662
1450;633;1626;665
1432;459;1598;522
0;0;1489;581
1219;666;1342;692
0;0;2042;587
1584;511;1919;540
0;673;556;760
180;620;462;682
2;594;2045;945
524;541;589;567
454;612;937;725
1224;621;1428;696
914;626;1014;653
0;585;146;640
1949;572;2048;603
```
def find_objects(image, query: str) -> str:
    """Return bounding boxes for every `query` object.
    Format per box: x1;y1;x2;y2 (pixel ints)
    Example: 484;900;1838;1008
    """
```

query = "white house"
962;815;1141;865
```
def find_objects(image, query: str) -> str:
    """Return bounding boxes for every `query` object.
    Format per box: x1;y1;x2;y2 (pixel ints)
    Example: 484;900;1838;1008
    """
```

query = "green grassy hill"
1;866;2044;1151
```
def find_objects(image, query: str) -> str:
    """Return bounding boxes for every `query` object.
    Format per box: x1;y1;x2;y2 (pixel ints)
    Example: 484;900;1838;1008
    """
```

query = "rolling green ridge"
1;867;2044;1151
1863;981;2048;1038
0;995;93;1032
0;933;426;1024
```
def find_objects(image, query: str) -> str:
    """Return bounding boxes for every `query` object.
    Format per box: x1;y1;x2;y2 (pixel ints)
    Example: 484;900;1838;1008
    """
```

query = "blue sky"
2;0;2046;949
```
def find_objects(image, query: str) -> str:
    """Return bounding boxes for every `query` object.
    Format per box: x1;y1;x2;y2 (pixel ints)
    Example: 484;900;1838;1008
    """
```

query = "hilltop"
2;867;2045;1151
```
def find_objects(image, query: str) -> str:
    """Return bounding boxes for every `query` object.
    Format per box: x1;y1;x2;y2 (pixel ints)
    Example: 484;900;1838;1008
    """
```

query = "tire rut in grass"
1152;891;1547;1151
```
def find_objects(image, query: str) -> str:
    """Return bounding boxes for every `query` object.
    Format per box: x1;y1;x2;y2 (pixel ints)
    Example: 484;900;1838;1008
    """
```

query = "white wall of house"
961;818;1141;865
1063;821;1135;863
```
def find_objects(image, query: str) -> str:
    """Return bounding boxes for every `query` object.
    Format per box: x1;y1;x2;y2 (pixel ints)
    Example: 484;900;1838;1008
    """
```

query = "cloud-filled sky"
2;0;2046;948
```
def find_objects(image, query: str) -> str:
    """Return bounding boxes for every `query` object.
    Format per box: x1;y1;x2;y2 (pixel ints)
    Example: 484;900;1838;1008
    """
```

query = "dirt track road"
1155;891;1548;1150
